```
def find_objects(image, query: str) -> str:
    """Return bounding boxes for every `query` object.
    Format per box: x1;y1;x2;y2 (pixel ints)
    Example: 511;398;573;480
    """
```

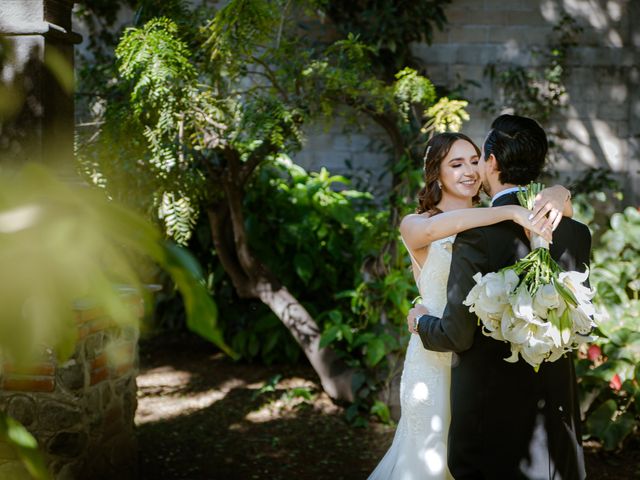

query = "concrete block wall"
293;117;392;196
296;1;639;203
410;0;639;202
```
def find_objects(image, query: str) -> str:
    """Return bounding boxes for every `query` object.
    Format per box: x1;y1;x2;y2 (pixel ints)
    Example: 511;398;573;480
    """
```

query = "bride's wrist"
507;205;520;222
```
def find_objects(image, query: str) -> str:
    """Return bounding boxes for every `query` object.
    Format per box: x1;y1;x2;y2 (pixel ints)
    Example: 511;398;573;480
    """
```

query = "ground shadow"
135;332;640;480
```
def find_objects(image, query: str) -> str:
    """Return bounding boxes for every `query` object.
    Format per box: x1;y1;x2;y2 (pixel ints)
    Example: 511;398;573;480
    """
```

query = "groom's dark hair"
483;114;548;185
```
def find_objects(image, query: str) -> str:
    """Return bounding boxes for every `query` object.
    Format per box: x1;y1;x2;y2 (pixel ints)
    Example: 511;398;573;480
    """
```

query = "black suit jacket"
418;192;590;480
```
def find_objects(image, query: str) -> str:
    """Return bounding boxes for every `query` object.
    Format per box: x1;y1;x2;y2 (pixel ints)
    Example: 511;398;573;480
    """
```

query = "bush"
578;206;640;450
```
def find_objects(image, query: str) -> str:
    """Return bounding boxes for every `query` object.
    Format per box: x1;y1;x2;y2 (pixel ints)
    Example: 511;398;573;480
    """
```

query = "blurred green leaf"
370;400;392;424
586;400;635;450
0;413;50;480
366;337;386;366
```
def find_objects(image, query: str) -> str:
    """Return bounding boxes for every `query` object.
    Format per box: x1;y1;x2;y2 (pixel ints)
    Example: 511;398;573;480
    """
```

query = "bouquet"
463;183;599;371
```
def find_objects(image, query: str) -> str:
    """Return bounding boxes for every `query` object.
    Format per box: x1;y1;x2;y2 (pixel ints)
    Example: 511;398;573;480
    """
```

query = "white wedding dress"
369;235;455;480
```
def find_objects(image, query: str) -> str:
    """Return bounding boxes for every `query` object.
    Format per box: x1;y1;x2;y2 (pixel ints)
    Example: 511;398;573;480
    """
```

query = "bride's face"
438;140;480;200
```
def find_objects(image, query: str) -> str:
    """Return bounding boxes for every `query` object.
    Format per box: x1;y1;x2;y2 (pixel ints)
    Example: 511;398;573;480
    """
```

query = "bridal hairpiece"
423;146;431;167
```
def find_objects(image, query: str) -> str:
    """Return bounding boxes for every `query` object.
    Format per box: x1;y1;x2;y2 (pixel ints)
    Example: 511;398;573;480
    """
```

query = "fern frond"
158;191;198;245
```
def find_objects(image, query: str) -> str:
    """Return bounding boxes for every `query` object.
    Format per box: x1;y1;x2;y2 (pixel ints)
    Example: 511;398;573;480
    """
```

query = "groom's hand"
407;304;429;334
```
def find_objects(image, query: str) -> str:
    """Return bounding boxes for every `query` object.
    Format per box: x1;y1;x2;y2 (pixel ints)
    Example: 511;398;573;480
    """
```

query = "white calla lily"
512;286;535;323
501;316;531;344
533;283;561;319
463;233;602;371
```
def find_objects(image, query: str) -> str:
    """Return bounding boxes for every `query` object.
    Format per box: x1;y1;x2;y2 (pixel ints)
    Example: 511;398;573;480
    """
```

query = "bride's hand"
509;205;553;243
530;185;571;232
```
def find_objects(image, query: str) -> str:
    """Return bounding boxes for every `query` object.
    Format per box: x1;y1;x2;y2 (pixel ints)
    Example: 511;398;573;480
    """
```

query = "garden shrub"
578;206;640;450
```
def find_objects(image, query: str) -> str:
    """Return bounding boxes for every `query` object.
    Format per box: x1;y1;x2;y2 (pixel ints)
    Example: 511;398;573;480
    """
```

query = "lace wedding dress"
369;236;455;480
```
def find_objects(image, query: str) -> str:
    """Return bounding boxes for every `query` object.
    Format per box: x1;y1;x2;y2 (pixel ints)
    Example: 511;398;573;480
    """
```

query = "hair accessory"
423;145;432;166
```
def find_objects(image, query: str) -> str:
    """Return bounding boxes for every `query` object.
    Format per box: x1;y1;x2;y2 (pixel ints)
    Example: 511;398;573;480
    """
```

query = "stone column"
1;2;142;479
0;0;81;171
0;298;142;479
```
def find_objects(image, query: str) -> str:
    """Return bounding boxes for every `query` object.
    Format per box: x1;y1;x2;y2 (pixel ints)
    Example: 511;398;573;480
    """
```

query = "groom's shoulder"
555;216;591;244
557;216;590;235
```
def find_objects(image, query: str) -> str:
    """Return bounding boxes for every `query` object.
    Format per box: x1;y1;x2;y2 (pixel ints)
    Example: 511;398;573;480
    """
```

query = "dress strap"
400;235;422;272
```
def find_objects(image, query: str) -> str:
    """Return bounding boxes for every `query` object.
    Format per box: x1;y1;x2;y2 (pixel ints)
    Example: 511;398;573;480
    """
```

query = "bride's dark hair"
416;132;481;215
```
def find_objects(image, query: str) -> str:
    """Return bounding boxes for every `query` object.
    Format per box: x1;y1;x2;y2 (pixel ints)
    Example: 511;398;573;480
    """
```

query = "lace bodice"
416;235;455;318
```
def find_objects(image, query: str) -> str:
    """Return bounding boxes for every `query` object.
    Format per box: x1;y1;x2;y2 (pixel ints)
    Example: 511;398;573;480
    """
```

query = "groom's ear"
487;153;500;174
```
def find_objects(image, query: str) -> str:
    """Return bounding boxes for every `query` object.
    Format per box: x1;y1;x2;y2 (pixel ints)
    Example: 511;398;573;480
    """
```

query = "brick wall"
0;296;142;479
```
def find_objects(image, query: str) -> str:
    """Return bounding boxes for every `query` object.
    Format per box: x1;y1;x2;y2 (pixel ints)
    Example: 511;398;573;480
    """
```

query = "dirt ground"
135;332;640;480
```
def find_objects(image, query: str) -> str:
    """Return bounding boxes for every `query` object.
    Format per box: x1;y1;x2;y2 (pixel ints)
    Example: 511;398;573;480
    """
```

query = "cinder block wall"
297;0;640;203
413;0;639;201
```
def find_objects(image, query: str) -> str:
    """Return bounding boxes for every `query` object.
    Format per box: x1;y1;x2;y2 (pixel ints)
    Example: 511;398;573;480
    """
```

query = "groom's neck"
489;183;518;198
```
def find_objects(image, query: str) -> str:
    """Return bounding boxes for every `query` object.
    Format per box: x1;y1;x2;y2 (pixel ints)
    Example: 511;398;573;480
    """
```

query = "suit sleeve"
418;228;488;352
576;222;592;287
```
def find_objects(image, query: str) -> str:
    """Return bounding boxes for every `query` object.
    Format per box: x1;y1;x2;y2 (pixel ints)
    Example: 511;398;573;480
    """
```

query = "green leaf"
0;413;50;480
319;325;340;349
370;400;392;424
248;334;260;357
163;243;234;357
293;253;314;284
288;386;313;401
585;400;636;450
328;310;343;324
366;337;386;366
262;330;280;356
350;371;366;393
340;324;353;344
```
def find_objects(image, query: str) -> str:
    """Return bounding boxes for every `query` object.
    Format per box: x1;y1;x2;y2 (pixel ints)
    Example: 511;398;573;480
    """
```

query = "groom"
409;114;590;479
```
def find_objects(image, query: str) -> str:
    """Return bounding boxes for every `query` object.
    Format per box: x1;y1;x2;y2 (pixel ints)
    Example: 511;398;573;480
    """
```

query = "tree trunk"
206;201;355;402
254;278;354;401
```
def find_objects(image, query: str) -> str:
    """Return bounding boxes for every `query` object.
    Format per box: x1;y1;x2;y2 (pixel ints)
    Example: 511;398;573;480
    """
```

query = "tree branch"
205;204;254;298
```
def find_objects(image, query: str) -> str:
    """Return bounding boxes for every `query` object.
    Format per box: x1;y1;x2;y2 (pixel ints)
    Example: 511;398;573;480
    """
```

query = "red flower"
609;374;622;391
587;344;601;362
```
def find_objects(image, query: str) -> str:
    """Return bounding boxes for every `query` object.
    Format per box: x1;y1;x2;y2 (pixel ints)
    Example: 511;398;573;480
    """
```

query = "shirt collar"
491;186;522;206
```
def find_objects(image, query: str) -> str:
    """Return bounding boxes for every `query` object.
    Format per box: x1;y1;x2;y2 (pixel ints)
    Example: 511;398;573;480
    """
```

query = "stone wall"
0;298;141;479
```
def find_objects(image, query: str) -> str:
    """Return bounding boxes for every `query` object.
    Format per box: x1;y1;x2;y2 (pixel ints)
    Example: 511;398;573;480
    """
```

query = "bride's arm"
400;204;551;251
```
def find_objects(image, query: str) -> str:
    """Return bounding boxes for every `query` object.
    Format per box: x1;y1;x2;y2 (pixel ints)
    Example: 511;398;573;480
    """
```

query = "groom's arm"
417;228;488;352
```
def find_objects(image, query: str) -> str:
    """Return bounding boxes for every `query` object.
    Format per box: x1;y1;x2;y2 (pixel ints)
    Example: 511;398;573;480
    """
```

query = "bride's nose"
462;164;476;177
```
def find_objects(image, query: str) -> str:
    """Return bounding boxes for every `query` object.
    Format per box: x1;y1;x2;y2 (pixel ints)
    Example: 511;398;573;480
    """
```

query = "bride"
368;132;572;479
